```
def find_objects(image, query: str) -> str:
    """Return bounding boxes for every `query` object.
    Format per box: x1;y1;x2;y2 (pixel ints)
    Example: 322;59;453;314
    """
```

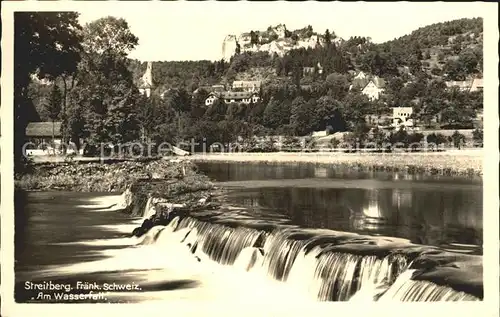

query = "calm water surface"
196;162;483;252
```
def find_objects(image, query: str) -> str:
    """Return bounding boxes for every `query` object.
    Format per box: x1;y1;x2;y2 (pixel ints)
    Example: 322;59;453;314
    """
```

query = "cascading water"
377;269;480;301
42;191;480;303
176;217;267;265
166;215;481;302
18;186;482;306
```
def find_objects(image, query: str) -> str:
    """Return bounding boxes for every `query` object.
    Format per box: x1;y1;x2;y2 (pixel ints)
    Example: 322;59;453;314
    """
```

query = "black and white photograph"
1;1;499;316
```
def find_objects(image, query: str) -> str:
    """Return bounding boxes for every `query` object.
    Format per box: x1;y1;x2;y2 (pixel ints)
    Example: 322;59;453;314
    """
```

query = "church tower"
139;61;153;98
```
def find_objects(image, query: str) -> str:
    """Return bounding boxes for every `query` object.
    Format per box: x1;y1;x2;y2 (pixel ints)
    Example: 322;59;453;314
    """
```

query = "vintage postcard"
1;1;498;317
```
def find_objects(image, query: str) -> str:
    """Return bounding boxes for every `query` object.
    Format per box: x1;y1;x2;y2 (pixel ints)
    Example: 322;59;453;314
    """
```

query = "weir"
120;187;483;302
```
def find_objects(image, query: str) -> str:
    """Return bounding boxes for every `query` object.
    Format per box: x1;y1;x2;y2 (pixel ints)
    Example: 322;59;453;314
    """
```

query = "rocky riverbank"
15;158;222;238
15;158;214;193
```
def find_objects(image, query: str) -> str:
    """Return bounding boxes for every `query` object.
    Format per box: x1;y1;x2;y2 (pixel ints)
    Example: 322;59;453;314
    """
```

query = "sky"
76;1;489;62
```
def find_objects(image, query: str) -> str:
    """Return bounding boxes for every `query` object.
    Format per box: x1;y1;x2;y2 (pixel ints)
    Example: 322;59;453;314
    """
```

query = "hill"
130;17;482;95
28;17;483;147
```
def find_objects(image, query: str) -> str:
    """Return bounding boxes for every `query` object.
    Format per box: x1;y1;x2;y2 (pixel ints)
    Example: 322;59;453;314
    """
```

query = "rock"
132;227;145;237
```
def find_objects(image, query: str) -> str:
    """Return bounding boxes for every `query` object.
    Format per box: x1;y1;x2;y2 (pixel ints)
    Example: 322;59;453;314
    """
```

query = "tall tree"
324;29;332;46
45;84;62;147
71;16;140;147
14;12;82;169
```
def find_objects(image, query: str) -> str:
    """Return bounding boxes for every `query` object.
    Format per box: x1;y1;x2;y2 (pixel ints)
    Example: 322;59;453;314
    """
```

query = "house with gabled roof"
362;77;386;101
349;72;386;100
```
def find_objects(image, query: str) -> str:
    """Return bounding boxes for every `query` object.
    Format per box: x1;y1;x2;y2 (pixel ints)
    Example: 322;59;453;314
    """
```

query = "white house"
470;78;483;92
138;62;153;98
231;81;262;92
445;77;483;92
205;91;260;106
361;77;386;101
392;107;414;128
312;130;328;137
445;80;471;91
205;93;218;106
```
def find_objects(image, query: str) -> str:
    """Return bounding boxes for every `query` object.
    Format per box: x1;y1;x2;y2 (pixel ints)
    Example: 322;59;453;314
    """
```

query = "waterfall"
260;228;318;281
234;247;265;272
142;195;158;221
175;217;267;265
133;209;481;302
117;187;133;209
378;269;480;301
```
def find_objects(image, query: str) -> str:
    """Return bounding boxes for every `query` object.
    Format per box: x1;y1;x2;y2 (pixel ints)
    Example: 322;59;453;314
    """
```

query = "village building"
349;72;386;100
192;84;226;96
445;77;483;92
25;122;62;146
205;93;218;106
205;91;260;106
303;62;323;76
303;66;315;75
138;62;153;98
392;107;414;128
238;32;252;46
361;77;386;101
231;81;262;92
445;80;471;91
470;78;483;92
24;121;80;156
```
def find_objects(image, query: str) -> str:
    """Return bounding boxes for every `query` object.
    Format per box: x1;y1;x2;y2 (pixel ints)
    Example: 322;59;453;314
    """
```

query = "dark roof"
371;77;386;88
351;77;369;90
26;122;62;137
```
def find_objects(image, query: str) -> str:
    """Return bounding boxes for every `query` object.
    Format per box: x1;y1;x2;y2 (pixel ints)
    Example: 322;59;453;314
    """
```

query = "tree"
458;49;479;74
351;121;371;146
426;133;448;148
250;31;259;45
325;73;349;99
73;17;141;148
450;130;466;149
14;12;82;169
81;16;138;56
314;96;345;132
65;91;87;151
290;97;315;136
324;29;332;46
263;98;291;129
46;84;63;147
472;128;483;147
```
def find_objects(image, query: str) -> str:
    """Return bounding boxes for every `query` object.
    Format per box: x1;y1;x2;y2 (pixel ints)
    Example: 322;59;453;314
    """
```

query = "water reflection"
198;162;483;252
196;162;482;185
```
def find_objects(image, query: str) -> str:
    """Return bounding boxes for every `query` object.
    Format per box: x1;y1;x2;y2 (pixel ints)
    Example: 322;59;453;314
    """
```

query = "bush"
472;128;483;146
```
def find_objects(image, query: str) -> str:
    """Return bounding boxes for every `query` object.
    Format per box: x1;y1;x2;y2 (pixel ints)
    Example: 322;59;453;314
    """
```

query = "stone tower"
222;35;238;62
139;62;153;98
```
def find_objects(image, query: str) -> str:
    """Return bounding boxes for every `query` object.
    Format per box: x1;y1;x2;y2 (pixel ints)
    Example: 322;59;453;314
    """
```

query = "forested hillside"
26;16;483;153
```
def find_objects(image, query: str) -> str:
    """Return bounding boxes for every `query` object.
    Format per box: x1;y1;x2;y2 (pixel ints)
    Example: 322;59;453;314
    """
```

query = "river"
14;161;483;304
